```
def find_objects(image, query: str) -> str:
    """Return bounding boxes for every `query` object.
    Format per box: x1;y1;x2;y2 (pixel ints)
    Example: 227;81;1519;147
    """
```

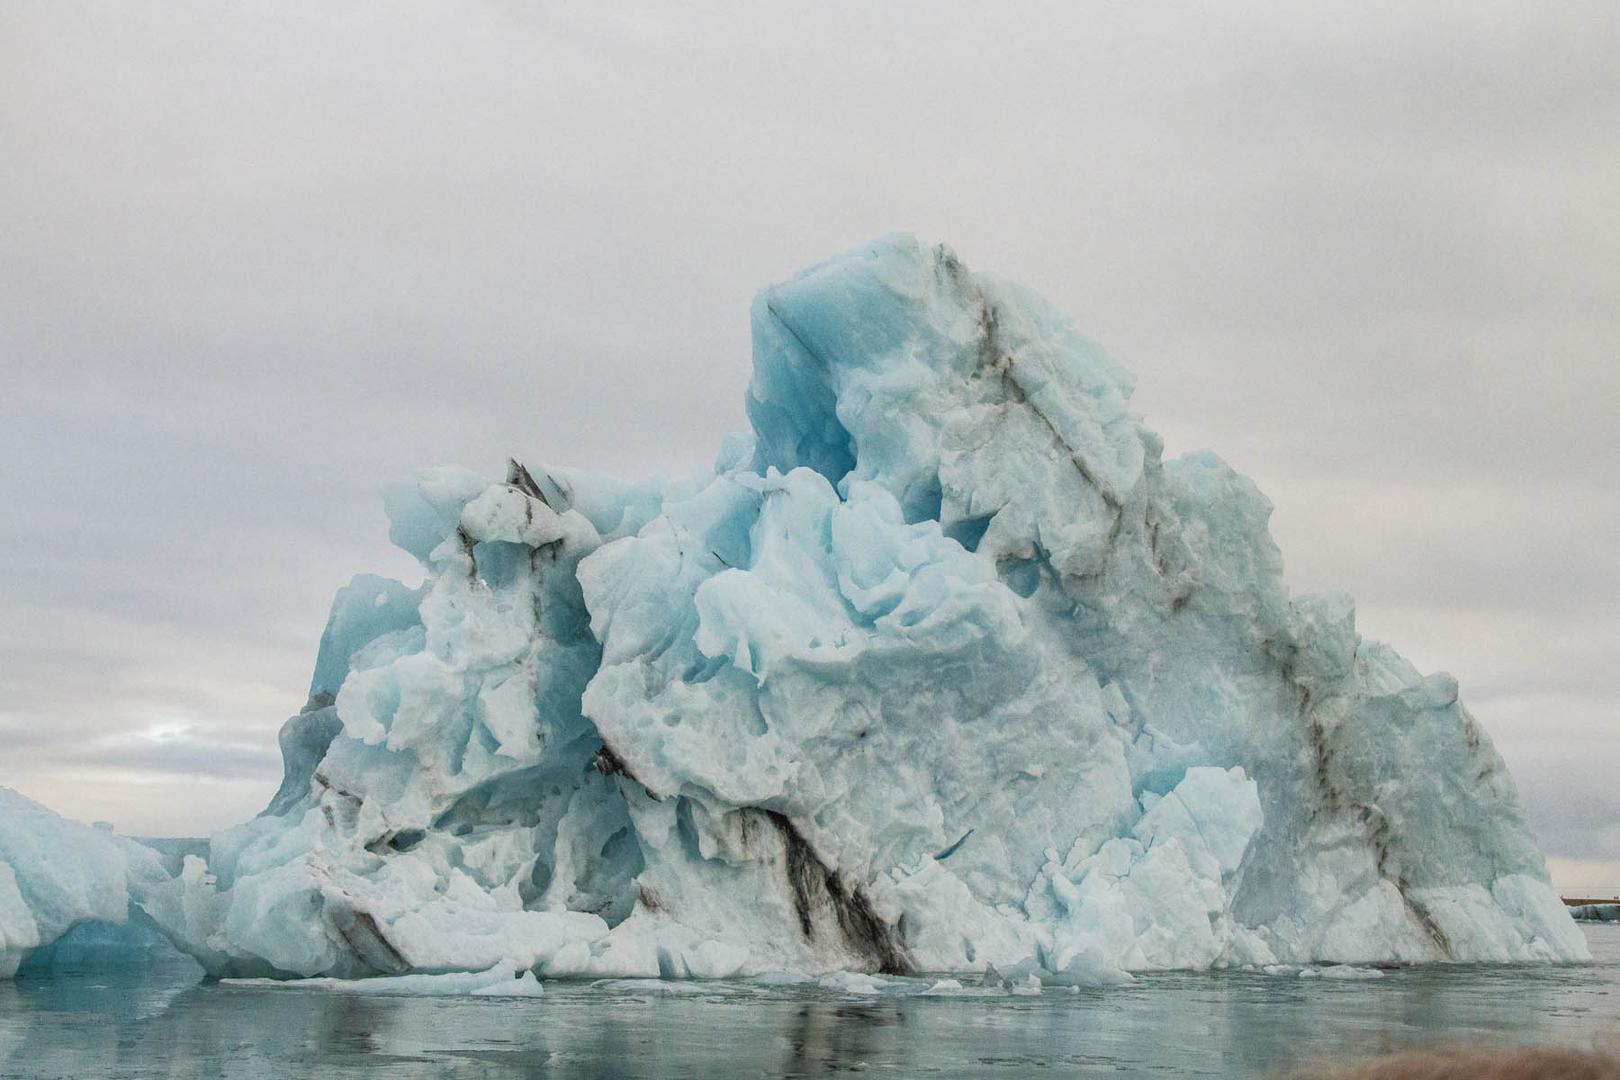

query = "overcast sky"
2;2;1616;893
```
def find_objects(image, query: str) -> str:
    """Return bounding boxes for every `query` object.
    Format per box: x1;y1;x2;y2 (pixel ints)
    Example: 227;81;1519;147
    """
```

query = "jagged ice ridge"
0;236;1588;985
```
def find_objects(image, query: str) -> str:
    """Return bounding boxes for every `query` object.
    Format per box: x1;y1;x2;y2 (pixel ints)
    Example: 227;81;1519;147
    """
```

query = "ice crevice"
0;234;1588;986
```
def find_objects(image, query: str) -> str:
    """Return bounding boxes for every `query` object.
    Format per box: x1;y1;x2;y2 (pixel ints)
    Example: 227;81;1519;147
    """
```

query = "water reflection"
1;926;1614;1079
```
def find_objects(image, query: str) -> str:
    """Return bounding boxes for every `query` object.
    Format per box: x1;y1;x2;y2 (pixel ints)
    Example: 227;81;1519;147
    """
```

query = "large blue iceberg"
1;236;1588;984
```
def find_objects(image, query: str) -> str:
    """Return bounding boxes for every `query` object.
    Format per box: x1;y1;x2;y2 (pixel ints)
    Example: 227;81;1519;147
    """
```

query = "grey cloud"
49;739;282;783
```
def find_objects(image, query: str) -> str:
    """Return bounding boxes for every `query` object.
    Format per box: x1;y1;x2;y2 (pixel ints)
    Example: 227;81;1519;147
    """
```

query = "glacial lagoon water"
2;924;1615;1078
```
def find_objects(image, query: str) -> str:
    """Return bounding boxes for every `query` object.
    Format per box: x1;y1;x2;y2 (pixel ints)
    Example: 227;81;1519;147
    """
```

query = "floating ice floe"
224;962;543;997
1299;966;1385;980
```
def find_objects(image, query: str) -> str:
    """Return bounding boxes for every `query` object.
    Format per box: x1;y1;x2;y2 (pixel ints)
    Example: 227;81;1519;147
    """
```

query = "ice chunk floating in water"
0;789;179;979
0;235;1588;985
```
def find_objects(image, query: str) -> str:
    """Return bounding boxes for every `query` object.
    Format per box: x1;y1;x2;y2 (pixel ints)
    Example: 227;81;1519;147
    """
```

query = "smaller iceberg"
0;788;176;978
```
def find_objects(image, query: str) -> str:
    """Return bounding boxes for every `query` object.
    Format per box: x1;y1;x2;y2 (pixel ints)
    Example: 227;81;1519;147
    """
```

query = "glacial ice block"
0;789;177;977
1;235;1588;983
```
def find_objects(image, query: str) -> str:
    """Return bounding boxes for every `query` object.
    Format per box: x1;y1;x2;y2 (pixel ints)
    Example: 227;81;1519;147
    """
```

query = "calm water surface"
2;925;1615;1078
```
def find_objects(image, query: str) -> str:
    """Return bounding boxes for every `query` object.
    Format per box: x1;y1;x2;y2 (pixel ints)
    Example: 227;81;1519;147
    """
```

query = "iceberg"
0;235;1587;984
0;789;178;978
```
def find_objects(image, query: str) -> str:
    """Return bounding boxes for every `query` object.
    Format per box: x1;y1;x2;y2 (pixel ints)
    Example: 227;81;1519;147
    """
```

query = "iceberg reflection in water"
2;925;1615;1079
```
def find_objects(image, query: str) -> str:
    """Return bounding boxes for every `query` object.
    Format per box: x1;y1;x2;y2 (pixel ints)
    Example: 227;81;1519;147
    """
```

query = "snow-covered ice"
0;236;1588;989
